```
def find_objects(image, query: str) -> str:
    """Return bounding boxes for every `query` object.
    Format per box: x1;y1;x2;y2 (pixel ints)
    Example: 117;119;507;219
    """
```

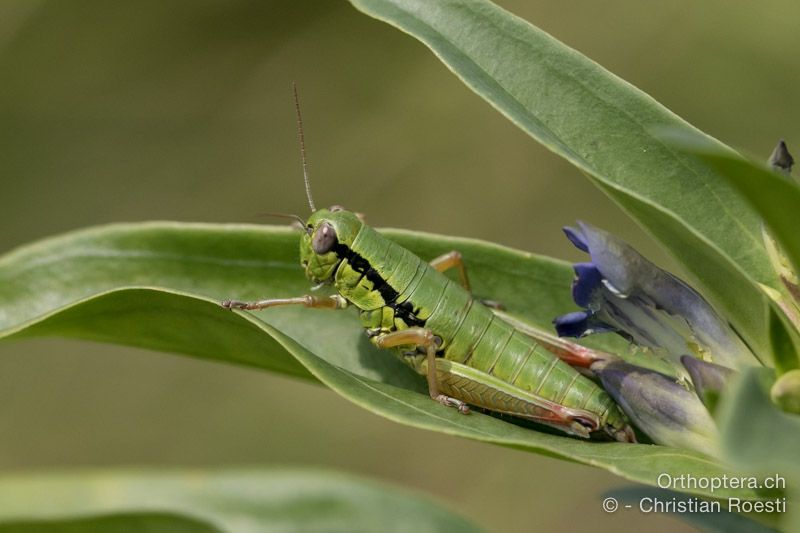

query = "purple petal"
572;262;603;308
563;226;589;252
553;311;616;338
553;311;592;338
575;222;637;295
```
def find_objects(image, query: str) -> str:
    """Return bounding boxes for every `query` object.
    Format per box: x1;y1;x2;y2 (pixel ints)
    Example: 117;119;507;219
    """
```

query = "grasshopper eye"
312;222;338;254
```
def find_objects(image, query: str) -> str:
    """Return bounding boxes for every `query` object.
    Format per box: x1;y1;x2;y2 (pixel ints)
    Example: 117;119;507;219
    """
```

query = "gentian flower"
554;222;759;373
551;222;763;455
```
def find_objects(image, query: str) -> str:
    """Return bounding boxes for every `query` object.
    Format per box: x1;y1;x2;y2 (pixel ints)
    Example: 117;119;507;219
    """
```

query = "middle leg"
429;250;504;309
429;250;470;291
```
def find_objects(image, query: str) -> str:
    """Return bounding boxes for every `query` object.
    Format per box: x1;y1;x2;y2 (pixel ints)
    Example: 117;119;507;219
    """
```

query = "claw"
436;394;470;414
220;299;243;309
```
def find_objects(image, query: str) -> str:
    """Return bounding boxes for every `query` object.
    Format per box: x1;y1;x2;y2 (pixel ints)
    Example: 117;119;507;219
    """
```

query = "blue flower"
551;222;765;454
553;222;758;373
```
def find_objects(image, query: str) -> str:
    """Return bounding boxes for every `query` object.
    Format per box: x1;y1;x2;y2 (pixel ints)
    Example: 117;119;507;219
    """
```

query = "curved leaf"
0;468;480;532
718;368;800;476
715;368;799;532
1;513;217;533
348;0;773;359
0;222;771;500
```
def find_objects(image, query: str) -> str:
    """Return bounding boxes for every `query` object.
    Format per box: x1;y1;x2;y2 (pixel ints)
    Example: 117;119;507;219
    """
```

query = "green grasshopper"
222;86;635;442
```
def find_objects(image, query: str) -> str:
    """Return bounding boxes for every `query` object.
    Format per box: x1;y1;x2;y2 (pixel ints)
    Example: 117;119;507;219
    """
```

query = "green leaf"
0;222;770;500
1;515;216;533
348;0;774;360
679;149;800;279
0;468;481;532
716;368;799;531
718;367;800;476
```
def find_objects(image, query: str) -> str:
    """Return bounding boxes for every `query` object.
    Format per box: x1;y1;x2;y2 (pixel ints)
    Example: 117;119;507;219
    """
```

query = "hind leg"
374;327;470;414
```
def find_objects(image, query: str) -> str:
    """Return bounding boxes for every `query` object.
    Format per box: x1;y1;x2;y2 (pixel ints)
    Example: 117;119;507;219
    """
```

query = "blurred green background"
1;1;798;531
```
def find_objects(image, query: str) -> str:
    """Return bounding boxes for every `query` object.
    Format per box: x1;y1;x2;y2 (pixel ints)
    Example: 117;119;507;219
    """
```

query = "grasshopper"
221;86;635;442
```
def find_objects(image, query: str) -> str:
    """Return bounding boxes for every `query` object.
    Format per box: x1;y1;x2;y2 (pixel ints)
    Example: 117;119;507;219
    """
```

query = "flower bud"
770;368;800;415
768;139;794;174
680;355;735;411
592;359;720;456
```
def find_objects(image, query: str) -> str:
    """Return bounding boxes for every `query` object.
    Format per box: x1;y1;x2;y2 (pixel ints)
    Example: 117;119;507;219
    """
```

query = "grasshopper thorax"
300;206;363;283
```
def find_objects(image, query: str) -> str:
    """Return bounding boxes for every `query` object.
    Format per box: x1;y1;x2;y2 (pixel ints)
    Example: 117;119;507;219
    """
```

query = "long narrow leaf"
0;222;768;499
0;469;481;532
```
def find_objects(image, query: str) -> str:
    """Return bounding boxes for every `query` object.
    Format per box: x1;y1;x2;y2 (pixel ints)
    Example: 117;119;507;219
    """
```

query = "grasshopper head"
300;206;363;283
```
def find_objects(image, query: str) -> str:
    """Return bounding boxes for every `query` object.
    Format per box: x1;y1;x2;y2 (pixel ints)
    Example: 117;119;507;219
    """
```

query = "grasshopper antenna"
256;211;308;231
292;82;316;212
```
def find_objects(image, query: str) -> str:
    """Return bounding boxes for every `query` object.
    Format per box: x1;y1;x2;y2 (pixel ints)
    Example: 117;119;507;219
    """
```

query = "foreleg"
221;294;348;311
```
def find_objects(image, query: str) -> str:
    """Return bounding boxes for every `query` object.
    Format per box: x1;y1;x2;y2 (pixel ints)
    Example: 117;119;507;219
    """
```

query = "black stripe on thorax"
333;243;425;328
